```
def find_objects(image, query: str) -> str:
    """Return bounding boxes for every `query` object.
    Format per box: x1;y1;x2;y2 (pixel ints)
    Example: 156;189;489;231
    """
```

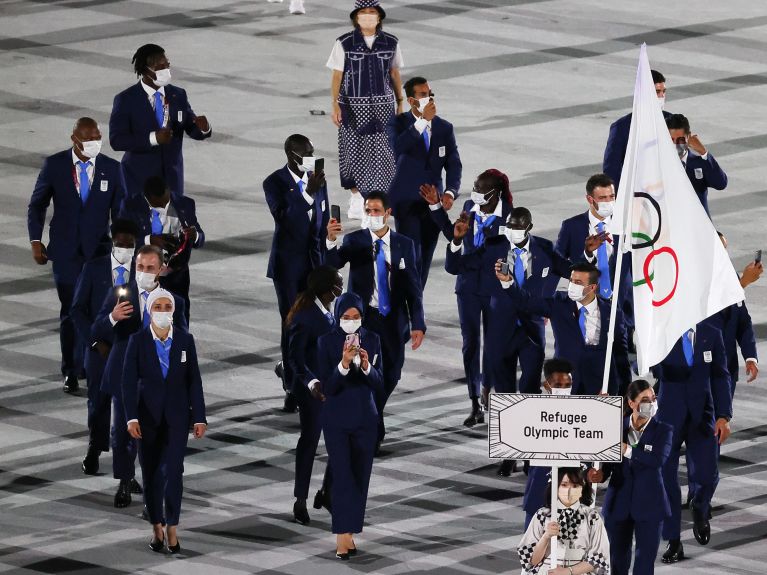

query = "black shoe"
129;478;143;495
336;550;350;561
293;499;310;525
313;489;332;513
374;440;383;457
274;361;284;380
114;480;132;508
81;447;99;475
661;539;684;563
149;536;165;553
691;502;711;545
168;539;181;554
463;406;482;427
348;545;357;556
497;460;517;477
282;392;297;413
63;375;79;394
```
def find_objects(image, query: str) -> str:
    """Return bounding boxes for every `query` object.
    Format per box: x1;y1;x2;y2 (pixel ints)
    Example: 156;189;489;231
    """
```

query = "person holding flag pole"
594;43;742;565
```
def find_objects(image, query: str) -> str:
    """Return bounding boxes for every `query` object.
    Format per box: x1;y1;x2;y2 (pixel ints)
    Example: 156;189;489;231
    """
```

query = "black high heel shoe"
149;536;165;553
335;549;350;561
168;539;181;554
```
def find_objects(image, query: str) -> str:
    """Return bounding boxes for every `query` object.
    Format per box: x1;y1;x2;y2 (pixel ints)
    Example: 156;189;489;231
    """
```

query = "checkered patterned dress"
517;503;610;574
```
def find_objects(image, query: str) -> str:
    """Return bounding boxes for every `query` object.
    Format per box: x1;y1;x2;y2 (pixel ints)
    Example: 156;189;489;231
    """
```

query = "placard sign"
488;394;623;465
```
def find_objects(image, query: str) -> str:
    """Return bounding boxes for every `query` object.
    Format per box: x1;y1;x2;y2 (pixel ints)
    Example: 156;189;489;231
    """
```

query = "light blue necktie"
153;91;164;127
513;247;525;287
155;337;172;378
596;222;612;298
142;291;150;328
77;161;90;205
114;266;127;286
579;306;589;343
682;329;694;366
326;312;335;326
423;128;430;151
297;180;305;195
375;239;391;316
151;209;163;235
473;215;496;248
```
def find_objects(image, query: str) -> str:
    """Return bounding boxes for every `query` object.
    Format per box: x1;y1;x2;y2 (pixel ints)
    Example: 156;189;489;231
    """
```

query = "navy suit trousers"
111;393;137;481
52;257;85;377
605;517;662;575
84;348;111;452
273;277;307;391
294;390;330;500
394;201;441;288
485;328;544;395
456;293;491;398
139;420;189;526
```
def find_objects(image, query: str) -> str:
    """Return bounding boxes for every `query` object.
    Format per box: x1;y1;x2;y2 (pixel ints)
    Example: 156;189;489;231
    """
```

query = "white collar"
369;228;391;245
111;254;129;270
411;110;431;127
150;323;174;342
287;165;308;184
577;296;598;313
588;209;611;230
629;415;650;433
140;79;165;98
145;198;170;214
315;297;331;316
471;201;503;218
559;501;582;513
71;149;93;166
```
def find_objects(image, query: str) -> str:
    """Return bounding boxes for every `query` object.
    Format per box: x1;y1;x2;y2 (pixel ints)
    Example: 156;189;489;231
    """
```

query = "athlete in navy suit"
265;135;330;411
317;292;383;559
91;245;187;508
666;114;727;216
589;380;673;575
386;77;462;287
652;322;732;563
27;118;124;393
603;69;670;190
120;176;204;322
71;219;138;475
123;288;206;553
326;191;426;448
285;266;342;525
109;44;211;198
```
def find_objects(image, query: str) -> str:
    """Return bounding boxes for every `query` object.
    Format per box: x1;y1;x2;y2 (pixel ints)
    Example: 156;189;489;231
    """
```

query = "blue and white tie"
682;329;694;366
151;209;163;235
114;266;127;286
155;337;172;378
77;161;90;205
153;91;164;127
513;247;525;287
579;307;589;343
423;128;430;151
142;291;150;328
596;222;612;298
375;239;391;316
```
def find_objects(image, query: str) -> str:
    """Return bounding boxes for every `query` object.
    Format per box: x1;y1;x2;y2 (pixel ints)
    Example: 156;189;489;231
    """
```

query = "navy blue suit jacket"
264;166;329;282
431;199;512;246
28;150;123;263
317;327;383;428
109;82;210;197
683;153;727;215
122;326;206;428
119;192;205;248
386;113;462;205
602;416;673;522
603;110;672;189
326;229;426;335
652;322;732;425
709;301;757;385
511;289;632;395
286;304;335;395
71;255;131;344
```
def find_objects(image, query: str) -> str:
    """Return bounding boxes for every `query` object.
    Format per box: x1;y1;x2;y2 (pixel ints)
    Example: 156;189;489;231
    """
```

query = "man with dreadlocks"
109;43;211;198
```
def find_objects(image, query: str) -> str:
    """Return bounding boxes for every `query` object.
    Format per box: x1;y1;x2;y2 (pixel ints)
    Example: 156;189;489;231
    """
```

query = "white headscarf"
145;288;175;316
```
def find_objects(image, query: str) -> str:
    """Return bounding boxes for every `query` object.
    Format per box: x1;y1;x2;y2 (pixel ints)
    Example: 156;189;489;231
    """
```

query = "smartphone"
756;249;762;264
500;261;510;276
314;157;325;173
345;333;360;349
117;287;130;304
331;204;341;223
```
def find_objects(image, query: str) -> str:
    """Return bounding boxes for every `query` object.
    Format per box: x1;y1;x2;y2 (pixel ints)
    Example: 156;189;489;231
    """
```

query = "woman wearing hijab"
123;288;206;554
317;292;383;559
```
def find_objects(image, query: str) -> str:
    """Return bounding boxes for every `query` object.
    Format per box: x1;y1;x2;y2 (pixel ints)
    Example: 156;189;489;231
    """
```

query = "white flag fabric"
612;44;745;375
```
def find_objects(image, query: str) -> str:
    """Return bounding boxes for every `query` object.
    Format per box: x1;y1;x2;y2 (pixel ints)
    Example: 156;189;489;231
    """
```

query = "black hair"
509;206;532;226
624;379;653;416
570;262;600;286
365;190;390;211
651;69;666;84
665;113;690;134
132;44;165;76
284;133;311;155
403;76;429;99
286;265;341;327
586;173;614;195
543;358;573;381
478;168;513;206
544;467;594;507
144;176;169;198
111;218;139;239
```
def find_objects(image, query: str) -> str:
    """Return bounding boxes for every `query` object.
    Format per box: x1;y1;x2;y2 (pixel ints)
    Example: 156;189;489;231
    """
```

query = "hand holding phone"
756;249;762;264
499;261;510;276
331;204;341;223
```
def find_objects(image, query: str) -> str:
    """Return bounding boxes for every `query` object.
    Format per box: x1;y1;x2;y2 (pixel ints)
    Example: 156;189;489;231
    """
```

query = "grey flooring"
0;0;765;573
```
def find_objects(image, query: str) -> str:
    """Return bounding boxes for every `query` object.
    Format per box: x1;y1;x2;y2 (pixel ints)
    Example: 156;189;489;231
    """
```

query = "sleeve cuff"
362;363;371;376
127;419;138;425
624;445;633;459
428;202;442;212
745;358;758;366
584;252;596;263
700;151;709;160
326;238;338;250
500;279;512;289
149;131;158;146
194;422;207;426
413;117;428;134
144;234;151;246
201;125;212;135
337;361;350;376
449;241;462;253
444;190;455;198
109;313;118;326
30;239;42;243
308;379;319;391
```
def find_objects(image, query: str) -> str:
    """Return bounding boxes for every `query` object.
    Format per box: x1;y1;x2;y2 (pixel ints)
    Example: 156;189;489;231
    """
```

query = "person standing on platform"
28;117;124;394
588;379;673;575
327;0;403;219
387;75;462;287
120;175;204;324
110;44;211;198
123;288;206;554
264;134;330;412
285;266;343;525
317;292;383;560
325;191;425;454
72;219;139;475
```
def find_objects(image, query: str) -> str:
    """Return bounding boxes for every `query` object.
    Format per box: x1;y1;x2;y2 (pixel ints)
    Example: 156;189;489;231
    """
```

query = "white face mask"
595;200;614;219
362;214;386;232
506;228;528;244
550;387;571;396
567;282;588;302
152;67;171;87
357;14;379;29
79;139;102;159
294;154;316;173
558;485;583;507
416;97;431;114
637;400;658;420
340;319;362;334
136;271;158;292
471;191;490;206
658;96;666;111
112;246;134;265
152;311;173;329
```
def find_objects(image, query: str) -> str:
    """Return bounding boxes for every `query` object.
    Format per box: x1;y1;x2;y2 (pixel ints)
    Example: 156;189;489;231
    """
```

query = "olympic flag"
610;44;745;376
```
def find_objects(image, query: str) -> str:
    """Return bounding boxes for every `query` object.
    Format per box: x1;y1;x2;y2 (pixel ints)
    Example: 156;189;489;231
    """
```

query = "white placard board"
488;394;623;465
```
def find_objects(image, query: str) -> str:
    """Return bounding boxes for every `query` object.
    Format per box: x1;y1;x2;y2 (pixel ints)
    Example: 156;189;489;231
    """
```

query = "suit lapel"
143;329;165;383
164;330;183;382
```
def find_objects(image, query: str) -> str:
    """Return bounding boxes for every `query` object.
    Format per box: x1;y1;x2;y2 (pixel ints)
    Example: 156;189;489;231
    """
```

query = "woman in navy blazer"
317;292;383;560
588;379;673;575
122;289;206;554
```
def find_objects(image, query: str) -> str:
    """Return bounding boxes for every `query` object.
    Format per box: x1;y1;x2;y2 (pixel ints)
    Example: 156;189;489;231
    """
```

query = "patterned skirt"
337;94;396;194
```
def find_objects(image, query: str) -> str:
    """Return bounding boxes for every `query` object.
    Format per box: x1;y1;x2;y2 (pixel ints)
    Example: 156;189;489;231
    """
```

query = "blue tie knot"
596;221;604;233
115;266;127;286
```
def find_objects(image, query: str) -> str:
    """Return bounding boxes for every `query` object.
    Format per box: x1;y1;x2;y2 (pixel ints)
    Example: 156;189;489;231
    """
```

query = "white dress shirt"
624;416;650;459
111;255;131;286
577;297;601;345
144;199;181;245
141;80;167;146
507;236;532;279
288;166;314;220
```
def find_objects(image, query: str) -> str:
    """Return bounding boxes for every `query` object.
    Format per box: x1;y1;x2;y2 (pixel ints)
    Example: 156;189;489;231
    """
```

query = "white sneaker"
289;0;305;13
347;192;365;220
